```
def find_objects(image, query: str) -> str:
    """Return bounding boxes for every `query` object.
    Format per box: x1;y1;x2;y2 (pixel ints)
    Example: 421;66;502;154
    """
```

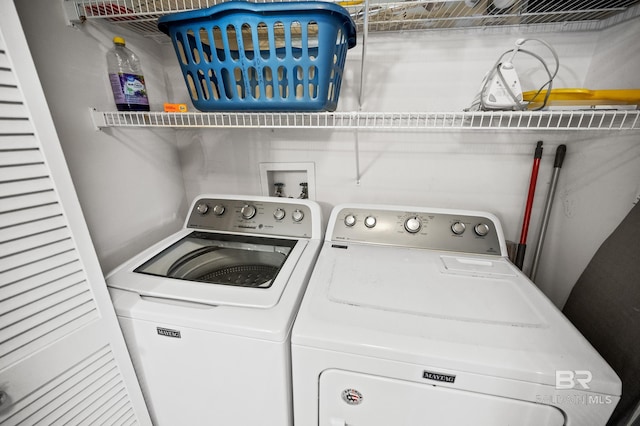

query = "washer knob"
451;221;466;235
273;208;286;221
212;204;225;216
404;216;422;233
292;209;304;222
241;204;257;220
364;216;377;228
196;203;209;215
474;223;490;236
344;214;356;227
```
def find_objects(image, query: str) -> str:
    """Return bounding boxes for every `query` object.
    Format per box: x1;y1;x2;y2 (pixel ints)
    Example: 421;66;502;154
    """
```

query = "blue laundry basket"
158;1;357;112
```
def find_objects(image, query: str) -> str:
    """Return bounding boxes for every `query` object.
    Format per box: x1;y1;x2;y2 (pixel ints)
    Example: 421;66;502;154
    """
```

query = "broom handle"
530;144;566;281
515;141;543;270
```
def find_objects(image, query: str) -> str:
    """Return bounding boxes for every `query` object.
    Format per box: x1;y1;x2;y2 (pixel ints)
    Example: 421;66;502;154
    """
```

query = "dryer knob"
241;204;257;220
474;223;490;236
196;203;209;215
404;216;422;233
292;209;304;222
451;221;466;235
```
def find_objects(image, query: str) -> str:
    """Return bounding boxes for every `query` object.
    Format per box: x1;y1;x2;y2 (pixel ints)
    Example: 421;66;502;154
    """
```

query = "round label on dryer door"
342;389;363;405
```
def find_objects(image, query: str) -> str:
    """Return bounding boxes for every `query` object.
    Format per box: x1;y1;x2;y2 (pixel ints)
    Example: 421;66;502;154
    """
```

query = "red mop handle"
520;142;543;244
515;141;543;269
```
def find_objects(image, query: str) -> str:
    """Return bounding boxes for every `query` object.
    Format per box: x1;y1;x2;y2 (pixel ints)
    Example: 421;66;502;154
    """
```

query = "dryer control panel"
187;197;314;238
330;206;504;256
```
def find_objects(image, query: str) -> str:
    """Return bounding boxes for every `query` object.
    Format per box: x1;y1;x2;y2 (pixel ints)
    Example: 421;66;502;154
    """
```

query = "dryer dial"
474;223;490;236
196;203;209;215
404;216;422;233
451;221;466;235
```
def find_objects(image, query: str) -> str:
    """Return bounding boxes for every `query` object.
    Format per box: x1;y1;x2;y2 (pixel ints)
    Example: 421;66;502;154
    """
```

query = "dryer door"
320;370;565;426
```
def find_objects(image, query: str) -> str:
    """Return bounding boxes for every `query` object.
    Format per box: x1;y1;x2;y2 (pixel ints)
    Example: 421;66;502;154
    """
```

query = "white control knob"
241;204;257;220
451;221;466;235
292;209;304;222
212;204;225;216
474;223;490;236
364;216;377;228
273;208;286;221
404;216;422;233
196;203;209;215
344;214;356;227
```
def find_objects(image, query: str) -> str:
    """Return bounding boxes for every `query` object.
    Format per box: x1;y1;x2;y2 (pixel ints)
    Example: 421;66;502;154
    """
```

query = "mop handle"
515;141;543;269
530;144;567;281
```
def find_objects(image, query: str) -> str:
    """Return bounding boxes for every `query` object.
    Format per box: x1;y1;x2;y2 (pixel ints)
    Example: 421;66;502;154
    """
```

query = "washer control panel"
187;198;314;238
331;207;503;256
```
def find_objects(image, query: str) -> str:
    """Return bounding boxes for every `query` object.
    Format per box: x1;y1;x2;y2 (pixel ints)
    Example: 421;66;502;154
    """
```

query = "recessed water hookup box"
259;162;316;200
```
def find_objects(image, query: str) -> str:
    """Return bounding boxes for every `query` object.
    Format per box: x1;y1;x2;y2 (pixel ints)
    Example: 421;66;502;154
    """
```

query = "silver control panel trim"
187;198;314;238
330;207;503;256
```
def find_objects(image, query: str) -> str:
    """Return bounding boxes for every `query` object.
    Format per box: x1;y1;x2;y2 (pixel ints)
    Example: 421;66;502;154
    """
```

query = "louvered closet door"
0;1;151;424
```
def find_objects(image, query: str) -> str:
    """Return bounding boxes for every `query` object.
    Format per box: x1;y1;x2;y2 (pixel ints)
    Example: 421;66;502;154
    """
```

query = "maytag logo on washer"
156;327;181;338
423;370;456;383
342;389;363;405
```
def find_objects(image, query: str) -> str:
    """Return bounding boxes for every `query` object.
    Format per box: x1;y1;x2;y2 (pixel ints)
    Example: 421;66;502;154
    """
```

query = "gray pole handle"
530;144;567;281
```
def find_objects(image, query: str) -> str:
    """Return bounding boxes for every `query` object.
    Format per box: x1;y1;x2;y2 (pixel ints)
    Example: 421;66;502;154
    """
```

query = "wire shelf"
90;109;640;130
67;0;640;36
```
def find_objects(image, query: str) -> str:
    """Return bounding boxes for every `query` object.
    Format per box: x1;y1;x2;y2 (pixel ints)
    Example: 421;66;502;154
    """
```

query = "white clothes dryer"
292;203;621;426
107;194;323;426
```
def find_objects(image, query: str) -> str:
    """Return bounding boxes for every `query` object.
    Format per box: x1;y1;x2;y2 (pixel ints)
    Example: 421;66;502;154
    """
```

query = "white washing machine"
292;203;621;426
107;194;322;425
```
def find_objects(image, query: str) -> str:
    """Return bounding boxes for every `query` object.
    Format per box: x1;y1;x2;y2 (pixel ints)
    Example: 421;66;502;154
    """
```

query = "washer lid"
135;231;295;289
108;229;307;309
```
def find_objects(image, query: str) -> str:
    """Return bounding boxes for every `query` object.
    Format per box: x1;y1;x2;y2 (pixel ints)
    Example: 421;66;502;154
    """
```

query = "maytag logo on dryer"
423;370;456;383
156;327;181;338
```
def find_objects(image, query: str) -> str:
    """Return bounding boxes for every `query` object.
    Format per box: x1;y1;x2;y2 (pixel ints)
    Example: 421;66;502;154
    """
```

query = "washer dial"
344;214;356;227
241;204;257;220
292;209;305;222
212;204;225;216
364;216;377;228
273;208;286;221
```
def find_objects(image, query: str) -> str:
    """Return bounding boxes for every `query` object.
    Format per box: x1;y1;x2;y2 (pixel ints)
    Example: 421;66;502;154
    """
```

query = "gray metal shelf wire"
67;0;640;37
90;109;640;130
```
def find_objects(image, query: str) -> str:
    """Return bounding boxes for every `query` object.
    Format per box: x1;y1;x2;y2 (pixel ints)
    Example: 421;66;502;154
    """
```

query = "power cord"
466;38;560;111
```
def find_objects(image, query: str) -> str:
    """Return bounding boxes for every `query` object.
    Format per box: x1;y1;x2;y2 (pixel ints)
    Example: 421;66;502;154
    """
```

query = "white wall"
15;0;188;273
584;15;640;89
14;0;640;308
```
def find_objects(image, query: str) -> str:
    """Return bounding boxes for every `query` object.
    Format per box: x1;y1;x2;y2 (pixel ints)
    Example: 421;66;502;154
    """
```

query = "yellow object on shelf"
523;88;640;109
164;103;188;113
